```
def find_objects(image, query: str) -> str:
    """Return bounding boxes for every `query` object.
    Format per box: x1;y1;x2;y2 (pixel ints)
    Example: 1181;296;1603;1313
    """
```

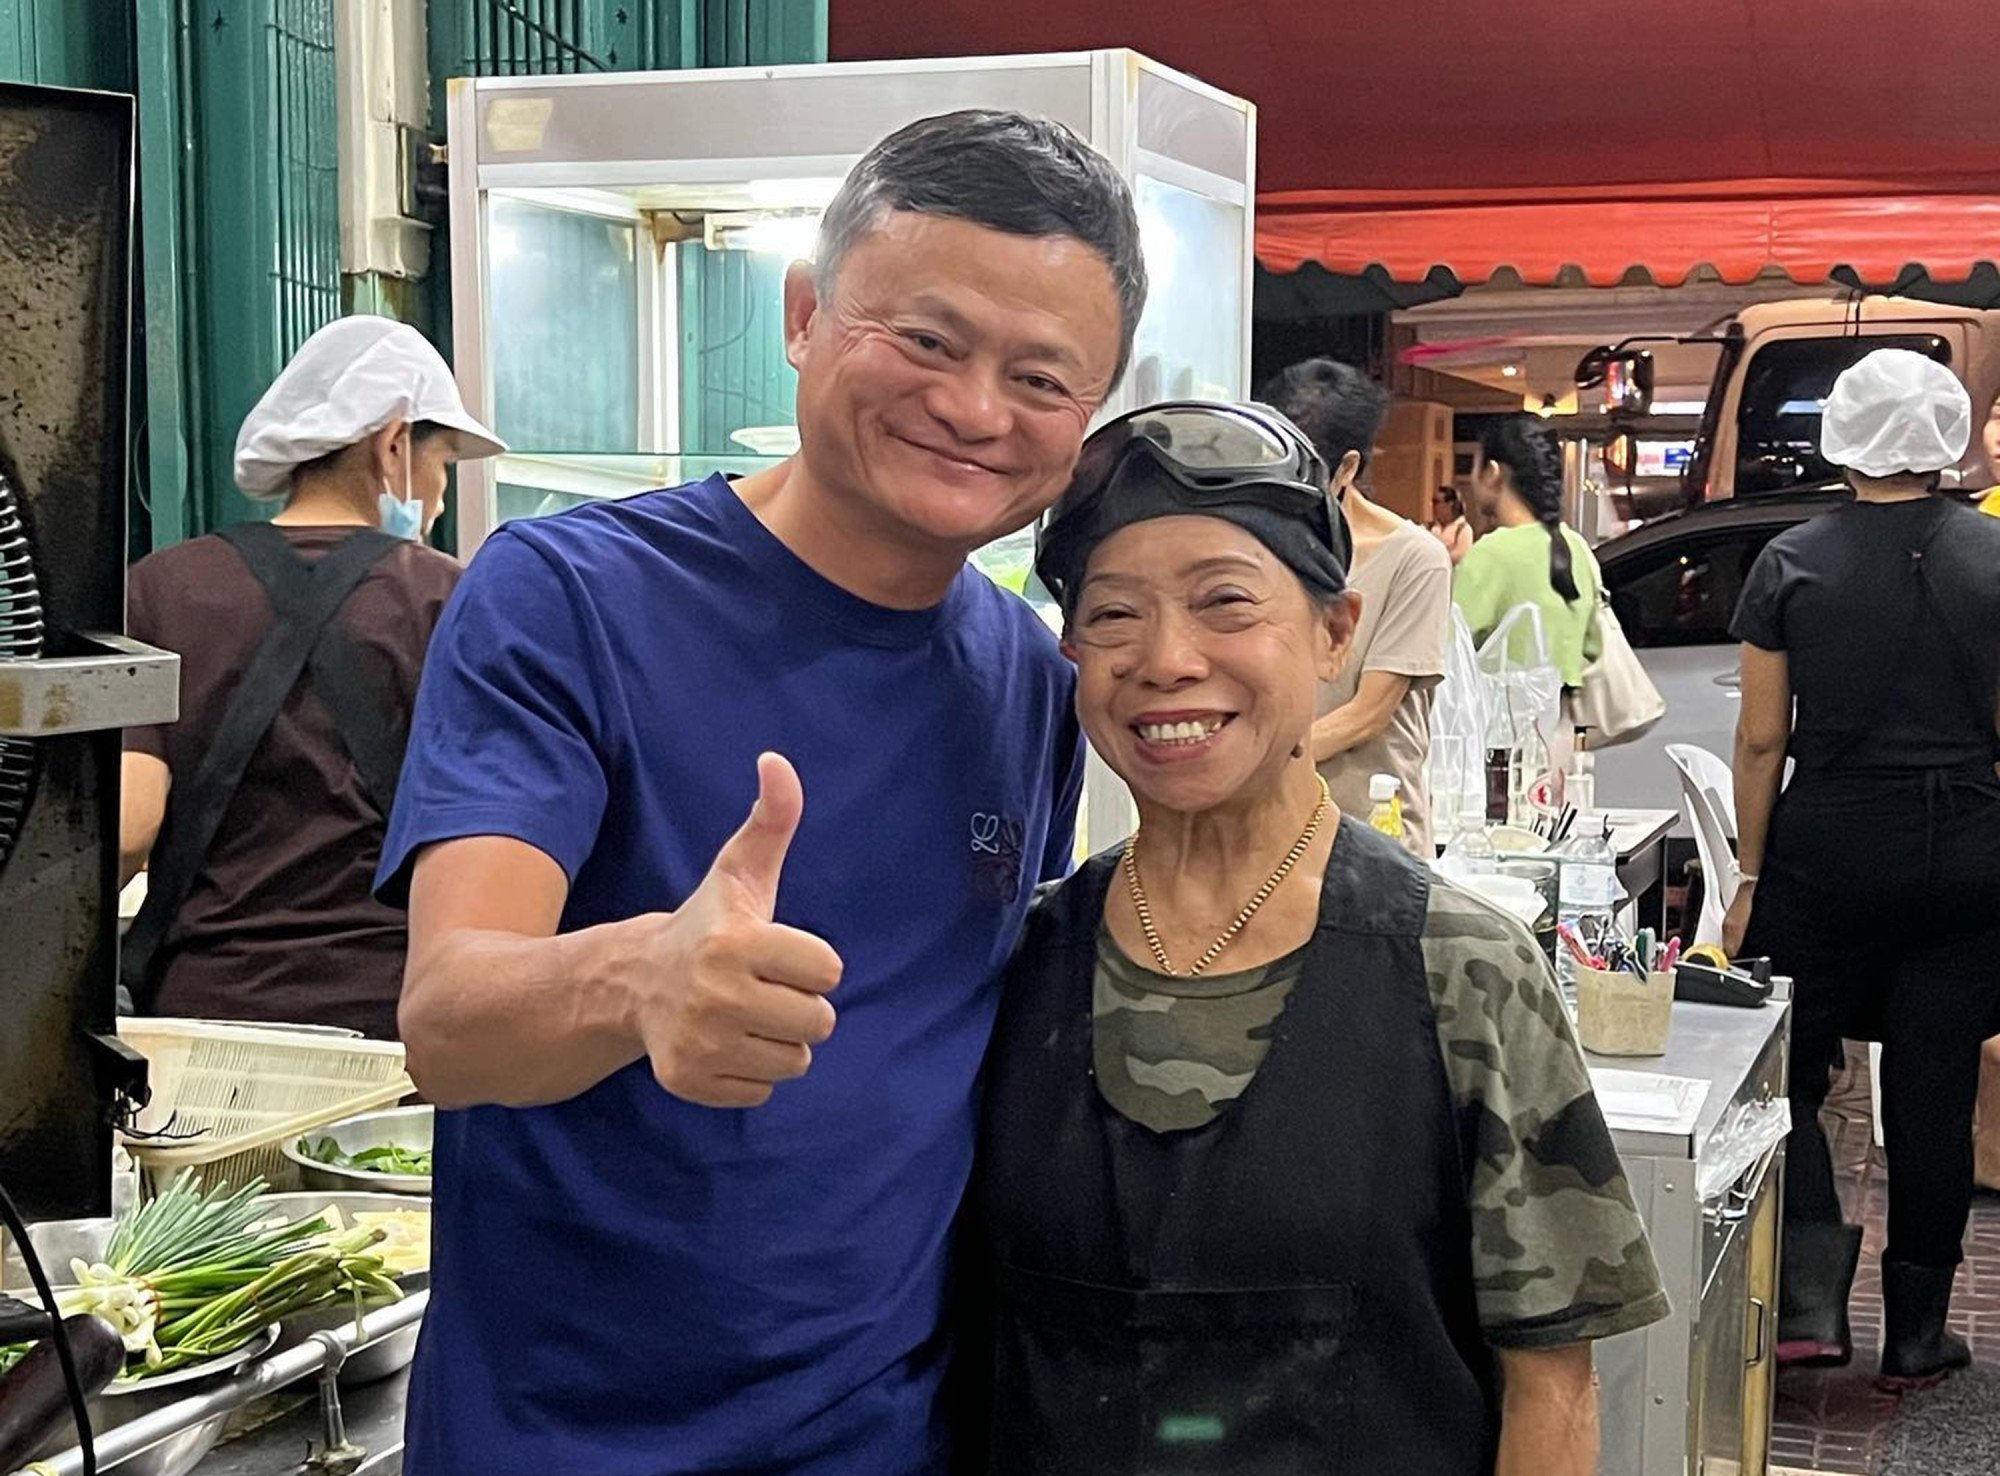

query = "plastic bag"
1696;1096;1794;1203
1476;603;1563;750
1429;607;1490;833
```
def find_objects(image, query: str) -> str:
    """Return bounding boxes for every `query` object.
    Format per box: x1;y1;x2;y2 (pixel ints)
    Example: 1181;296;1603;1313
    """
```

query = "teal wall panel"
431;0;827;111
132;0;341;546
679;249;795;457
0;0;132;92
188;0;342;534
488;197;641;451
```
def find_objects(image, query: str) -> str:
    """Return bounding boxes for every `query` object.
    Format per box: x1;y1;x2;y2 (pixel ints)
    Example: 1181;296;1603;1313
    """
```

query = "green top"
1453;523;1603;686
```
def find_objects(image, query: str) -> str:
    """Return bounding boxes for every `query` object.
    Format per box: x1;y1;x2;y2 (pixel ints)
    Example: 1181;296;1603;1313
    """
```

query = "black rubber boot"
1776;1221;1862;1366
1878;1259;1973;1388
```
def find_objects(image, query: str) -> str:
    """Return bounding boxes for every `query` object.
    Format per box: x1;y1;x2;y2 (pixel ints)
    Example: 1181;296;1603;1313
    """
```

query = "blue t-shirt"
378;477;1083;1475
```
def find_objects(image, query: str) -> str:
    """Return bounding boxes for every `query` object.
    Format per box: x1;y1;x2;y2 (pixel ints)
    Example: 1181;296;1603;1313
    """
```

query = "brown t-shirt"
125;526;461;1038
1317;519;1452;855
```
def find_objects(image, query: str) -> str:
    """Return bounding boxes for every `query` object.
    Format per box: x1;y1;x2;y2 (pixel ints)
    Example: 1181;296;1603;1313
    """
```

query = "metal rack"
30;1293;428;1476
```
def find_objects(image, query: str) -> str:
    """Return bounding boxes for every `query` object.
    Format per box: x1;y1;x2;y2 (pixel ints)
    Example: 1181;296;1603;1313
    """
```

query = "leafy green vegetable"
297;1136;431;1177
0;1342;25;1376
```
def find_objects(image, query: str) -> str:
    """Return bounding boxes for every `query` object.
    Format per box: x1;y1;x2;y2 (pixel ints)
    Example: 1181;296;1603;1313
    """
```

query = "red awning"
1257;187;2000;288
831;0;2000;288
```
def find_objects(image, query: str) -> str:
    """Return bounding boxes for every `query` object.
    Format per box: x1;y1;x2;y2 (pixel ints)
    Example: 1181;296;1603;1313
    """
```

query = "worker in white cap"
1724;347;2000;1388
118;315;505;1038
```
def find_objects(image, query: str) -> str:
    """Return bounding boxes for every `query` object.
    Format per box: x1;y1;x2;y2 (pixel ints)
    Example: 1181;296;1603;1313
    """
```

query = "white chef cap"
233;315;508;497
1820;348;1971;479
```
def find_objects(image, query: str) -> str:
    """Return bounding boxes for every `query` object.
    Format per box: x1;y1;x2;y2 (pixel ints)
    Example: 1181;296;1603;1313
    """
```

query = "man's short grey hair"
815;110;1147;383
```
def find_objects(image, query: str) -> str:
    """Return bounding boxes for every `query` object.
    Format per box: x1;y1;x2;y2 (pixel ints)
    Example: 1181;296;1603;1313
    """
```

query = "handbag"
1572;591;1665;746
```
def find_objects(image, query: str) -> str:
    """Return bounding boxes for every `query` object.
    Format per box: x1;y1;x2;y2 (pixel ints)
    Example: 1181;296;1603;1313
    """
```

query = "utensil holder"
1576;966;1674;1057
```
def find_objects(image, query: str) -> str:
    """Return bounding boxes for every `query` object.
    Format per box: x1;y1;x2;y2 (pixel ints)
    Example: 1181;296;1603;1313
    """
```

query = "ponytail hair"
1479;416;1579;602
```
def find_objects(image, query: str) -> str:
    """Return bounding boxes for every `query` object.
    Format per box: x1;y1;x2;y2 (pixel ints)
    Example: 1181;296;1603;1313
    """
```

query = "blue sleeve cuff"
375;805;589;909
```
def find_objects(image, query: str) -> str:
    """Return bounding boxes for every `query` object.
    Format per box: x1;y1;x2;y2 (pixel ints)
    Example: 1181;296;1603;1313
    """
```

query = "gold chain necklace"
1122;773;1332;977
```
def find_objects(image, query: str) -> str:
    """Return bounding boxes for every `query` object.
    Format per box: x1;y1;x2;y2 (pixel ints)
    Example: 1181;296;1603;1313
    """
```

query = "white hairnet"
1820;348;1971;478
233;315;507;497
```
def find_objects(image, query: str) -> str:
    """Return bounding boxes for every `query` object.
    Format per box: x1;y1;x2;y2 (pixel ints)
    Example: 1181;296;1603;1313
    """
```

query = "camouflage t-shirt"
1094;878;1670;1349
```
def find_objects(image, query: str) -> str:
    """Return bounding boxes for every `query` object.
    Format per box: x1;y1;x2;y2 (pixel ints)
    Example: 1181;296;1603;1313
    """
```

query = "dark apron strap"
122;524;405;1010
237;526;413;818
308;618;410;819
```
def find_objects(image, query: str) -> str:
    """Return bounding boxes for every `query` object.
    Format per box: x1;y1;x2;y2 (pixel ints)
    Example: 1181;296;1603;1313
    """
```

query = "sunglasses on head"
1038;400;1342;574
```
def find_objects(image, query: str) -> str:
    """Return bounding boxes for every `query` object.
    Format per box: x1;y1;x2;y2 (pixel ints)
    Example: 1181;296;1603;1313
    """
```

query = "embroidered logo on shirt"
969;811;1026;903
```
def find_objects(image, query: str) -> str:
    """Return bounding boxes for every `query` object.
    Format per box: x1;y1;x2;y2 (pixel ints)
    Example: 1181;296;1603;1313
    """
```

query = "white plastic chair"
1666;744;1740;947
1666;743;1737;833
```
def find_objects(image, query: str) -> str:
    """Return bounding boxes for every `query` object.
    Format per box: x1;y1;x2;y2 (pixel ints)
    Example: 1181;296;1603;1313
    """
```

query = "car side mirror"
1577;347;1655;415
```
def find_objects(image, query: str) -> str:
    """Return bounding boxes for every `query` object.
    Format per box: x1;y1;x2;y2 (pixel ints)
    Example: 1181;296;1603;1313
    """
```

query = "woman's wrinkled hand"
1721;880;1756;959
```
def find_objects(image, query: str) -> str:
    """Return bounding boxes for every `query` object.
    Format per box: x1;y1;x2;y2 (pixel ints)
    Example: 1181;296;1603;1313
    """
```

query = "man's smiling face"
784;210;1126;561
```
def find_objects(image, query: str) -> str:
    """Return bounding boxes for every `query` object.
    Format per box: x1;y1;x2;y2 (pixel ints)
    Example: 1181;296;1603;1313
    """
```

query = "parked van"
1584;297;2000;505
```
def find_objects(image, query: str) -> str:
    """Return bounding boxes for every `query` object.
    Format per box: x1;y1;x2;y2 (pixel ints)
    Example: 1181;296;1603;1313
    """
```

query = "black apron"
1756;499;2000;1041
975;822;1497;1476
123;524;409;1010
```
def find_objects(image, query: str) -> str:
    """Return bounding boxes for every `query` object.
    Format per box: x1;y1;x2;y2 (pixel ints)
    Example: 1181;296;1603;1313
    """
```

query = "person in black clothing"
968;402;1666;1475
1726;348;2000;1387
120;316;505;1037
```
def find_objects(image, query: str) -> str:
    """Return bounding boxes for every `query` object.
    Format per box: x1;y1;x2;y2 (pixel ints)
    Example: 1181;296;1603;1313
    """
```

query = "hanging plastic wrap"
1696;1096;1794;1204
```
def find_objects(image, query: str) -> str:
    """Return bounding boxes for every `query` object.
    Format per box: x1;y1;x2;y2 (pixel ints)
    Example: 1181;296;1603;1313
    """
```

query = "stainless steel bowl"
1;1216;114;1291
253;1191;431;1385
279;1105;434;1195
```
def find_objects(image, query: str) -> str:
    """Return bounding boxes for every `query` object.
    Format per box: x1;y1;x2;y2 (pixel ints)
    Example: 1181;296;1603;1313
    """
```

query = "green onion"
58;1170;400;1377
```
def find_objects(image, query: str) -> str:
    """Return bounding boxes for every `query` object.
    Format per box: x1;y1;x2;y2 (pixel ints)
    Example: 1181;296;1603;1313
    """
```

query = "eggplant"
0;1313;125;1469
0;1294;48;1343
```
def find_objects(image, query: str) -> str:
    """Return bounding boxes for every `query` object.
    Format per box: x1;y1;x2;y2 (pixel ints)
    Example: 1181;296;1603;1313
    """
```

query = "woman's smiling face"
1065;515;1355;815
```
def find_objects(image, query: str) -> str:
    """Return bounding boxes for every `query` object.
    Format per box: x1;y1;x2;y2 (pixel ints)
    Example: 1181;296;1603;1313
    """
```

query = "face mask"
376;447;423;540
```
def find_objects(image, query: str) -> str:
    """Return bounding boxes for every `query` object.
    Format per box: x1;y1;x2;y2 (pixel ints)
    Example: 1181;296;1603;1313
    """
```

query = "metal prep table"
23;1295;422;1476
1589;996;1792;1476
190;1370;407;1476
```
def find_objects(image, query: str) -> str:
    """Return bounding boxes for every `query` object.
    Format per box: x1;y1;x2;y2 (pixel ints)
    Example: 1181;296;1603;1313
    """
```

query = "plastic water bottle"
1555;822;1619;987
1367;774;1405;841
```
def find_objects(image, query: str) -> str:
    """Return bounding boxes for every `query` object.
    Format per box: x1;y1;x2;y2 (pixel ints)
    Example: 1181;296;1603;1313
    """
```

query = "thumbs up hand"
630;753;843;1108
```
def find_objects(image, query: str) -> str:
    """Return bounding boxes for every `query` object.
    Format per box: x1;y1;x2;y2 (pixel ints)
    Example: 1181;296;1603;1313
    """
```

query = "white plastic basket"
118;1018;414;1194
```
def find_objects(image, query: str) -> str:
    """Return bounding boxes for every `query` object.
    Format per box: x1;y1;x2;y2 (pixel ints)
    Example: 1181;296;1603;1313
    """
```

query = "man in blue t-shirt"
377;110;1145;1474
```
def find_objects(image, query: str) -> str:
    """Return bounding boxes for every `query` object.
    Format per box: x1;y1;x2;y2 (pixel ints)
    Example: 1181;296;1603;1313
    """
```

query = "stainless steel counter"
1589;996;1791;1476
1590;996;1791;1161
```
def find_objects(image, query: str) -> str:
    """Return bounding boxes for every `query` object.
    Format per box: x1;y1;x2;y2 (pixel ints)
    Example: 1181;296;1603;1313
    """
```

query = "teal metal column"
134;0;191;549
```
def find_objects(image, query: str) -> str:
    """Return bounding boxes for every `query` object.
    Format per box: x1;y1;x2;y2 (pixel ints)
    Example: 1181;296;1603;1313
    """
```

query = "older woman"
972;402;1667;1475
